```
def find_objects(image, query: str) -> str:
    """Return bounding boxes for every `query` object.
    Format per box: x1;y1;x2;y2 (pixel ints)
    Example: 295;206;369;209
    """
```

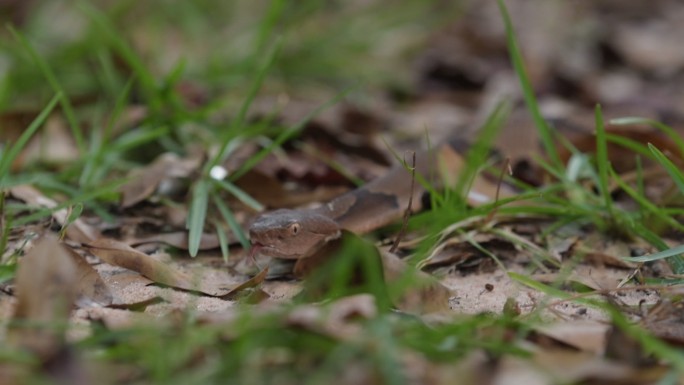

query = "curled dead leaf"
126;231;221;250
85;238;267;298
85;238;195;290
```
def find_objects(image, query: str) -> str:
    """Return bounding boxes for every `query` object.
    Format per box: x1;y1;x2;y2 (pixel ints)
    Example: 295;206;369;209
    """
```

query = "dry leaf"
15;115;79;168
380;251;452;314
63;246;114;307
560;126;683;174
125;231;221;250
86;307;161;331
235;169;348;209
85;238;195;290
9;185;100;243
573;234;638;269
120;152;200;208
494;349;666;385
534;321;610;354
640;295;684;346
85;238;267;297
8;234;77;359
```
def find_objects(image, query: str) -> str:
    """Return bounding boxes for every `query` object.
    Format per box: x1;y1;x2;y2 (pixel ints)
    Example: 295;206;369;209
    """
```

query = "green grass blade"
209;38;283;170
518;268;684;371
649;143;684;194
187;179;210;257
7;27;86;154
508;272;597;307
611;169;684;233
623;245;684;263
604;134;655;161
608;308;684;372
230;86;355;181
80;3;163;112
0;193;10;263
79;79;135;188
212;193;250;250
496;0;561;169
215;222;230;263
213;179;264;212
0;264;17;284
9;177;127;226
611;171;684;271
611;117;684;158
0;93;62;186
457;100;511;200
111;126;170;153
59;203;84;240
594;105;614;217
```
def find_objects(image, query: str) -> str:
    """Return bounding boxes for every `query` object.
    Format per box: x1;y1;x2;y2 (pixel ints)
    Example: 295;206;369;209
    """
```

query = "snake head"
248;209;341;259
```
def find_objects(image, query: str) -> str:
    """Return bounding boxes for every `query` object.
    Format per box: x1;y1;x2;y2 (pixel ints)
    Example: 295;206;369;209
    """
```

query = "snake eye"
289;223;300;235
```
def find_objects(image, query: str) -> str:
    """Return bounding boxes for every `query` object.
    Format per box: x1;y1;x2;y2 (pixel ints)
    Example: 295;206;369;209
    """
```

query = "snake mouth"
249;241;298;259
248;242;263;259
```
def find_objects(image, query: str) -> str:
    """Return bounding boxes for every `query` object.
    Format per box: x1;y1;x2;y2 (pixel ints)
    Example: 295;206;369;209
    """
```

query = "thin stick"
484;157;512;224
390;151;416;253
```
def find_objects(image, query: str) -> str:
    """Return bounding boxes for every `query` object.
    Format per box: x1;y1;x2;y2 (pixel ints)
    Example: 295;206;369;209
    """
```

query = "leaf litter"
3;0;684;383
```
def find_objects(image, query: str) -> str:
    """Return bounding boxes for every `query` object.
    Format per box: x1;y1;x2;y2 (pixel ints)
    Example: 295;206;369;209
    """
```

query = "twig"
484;157;512;224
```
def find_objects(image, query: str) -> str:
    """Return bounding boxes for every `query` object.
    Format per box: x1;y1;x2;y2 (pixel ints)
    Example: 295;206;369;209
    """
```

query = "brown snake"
248;139;495;259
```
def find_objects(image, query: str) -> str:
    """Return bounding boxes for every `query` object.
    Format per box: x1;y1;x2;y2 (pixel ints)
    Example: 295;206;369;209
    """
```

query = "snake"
248;139;497;260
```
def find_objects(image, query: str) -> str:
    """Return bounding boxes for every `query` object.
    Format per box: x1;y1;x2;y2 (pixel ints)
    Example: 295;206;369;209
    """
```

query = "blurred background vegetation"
0;0;463;111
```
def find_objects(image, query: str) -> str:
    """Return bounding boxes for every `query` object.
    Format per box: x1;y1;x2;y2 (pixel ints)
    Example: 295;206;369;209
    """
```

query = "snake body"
248;139;490;259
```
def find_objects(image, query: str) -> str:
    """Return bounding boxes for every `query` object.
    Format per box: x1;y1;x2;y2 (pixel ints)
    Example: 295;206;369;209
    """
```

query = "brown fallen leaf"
380;250;452;314
534;321;610;355
85;238;267;297
120;152;200;208
216;267;270;300
235;169;348;209
125;231;221;250
15;114;79;169
85;238;194;290
640;294;684;347
86;307;162;331
559;125;683;174
494;349;667;385
605;325;659;367
9;185;101;243
63;246;114;307
572;233;639;269
8;233;77;359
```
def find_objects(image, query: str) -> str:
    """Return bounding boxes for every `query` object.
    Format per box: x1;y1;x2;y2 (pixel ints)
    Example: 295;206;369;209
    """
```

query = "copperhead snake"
249;139;498;260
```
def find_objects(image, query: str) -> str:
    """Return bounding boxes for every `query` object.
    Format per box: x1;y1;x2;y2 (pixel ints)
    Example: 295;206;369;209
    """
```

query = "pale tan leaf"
85;238;196;290
381;251;453;314
85;238;266;297
126;231;221;250
534;321;610;354
9;185;100;243
8;233;77;359
63;246;114;306
119;152;201;208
